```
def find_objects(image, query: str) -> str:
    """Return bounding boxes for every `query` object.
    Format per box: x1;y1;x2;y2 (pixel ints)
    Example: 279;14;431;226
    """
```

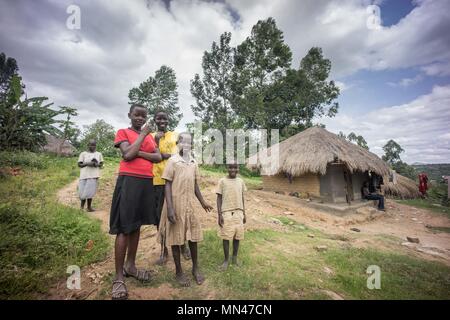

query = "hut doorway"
343;168;354;204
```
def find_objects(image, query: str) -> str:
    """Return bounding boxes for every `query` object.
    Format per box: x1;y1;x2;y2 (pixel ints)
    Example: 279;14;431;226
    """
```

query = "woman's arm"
138;148;162;163
217;194;223;227
119;125;151;161
195;180;213;212
165;181;176;224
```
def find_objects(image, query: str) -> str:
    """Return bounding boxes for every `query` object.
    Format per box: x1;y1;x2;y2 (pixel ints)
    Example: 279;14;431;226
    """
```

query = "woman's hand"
202;202;213;212
168;208;176;224
141;123;152;136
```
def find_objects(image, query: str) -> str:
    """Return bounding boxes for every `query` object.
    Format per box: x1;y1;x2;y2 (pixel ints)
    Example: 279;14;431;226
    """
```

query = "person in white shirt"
78;140;103;211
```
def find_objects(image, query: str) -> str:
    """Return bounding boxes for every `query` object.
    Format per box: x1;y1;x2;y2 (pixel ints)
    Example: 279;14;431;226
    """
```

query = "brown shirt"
215;177;247;213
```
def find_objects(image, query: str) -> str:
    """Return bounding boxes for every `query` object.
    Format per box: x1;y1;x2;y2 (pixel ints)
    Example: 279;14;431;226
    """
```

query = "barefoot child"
157;132;213;286
109;104;162;300
77;139;103;212
152;111;190;265
216;162;247;270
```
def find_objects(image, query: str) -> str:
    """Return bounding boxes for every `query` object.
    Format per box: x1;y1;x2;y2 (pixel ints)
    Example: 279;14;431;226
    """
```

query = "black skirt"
154;185;165;227
109;175;157;235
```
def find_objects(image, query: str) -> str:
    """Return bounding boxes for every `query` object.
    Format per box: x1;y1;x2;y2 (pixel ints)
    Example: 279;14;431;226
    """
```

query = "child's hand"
168;208;176;224
141;124;152;136
202;202;213;212
243;215;246;224
218;214;224;228
155;131;165;143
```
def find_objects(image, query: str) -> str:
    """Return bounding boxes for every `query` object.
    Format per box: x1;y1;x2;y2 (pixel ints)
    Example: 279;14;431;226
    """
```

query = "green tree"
382;139;417;180
57;106;80;152
79;119;118;157
343;132;369;150
0;52;19;100
231;17;292;130
128;65;182;129
382;139;404;165
0;74;60;151
190;32;237;131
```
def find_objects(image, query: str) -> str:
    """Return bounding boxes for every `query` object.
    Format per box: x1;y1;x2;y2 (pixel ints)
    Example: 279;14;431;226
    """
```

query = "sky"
1;0;449;164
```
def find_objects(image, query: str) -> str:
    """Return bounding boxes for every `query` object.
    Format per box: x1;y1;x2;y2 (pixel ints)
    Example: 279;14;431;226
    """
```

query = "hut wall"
262;173;320;197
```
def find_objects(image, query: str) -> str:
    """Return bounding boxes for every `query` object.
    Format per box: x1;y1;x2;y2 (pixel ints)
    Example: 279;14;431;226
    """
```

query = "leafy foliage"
339;131;369;150
79;119;118;157
129;65;182;129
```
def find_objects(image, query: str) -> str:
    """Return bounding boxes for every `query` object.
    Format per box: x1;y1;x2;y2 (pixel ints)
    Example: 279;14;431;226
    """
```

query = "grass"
0;152;110;299
397;199;450;217
135;224;450;300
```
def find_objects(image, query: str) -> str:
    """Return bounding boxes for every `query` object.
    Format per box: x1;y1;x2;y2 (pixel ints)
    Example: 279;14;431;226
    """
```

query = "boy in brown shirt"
216;162;247;270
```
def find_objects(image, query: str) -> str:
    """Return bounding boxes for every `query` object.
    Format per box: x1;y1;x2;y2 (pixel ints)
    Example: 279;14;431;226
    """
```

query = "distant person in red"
418;173;428;197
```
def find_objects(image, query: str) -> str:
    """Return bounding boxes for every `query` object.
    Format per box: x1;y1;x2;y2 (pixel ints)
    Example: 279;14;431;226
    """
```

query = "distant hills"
411;163;450;181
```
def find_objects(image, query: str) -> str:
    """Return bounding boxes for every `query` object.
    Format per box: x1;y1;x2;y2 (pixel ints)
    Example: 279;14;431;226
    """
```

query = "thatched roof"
247;126;390;177
383;173;420;199
42;134;76;156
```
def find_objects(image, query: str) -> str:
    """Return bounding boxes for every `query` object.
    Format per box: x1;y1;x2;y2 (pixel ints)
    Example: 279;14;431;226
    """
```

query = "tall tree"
190;32;236;131
382;139;404;165
57;106;79;153
0;52;19;101
231;17;292;130
128;65;182;130
79;119;117;157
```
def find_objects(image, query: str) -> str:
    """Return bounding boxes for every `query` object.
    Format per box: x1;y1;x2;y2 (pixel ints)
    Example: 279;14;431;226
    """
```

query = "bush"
0;151;50;170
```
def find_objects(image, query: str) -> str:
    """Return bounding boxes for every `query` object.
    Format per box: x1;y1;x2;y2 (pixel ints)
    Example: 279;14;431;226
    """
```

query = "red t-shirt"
114;128;156;178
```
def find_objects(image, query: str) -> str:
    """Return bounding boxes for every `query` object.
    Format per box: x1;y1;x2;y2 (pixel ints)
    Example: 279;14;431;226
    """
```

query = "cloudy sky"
1;0;449;163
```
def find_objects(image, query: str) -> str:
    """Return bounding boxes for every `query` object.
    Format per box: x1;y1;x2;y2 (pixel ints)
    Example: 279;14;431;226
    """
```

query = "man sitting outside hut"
362;181;385;211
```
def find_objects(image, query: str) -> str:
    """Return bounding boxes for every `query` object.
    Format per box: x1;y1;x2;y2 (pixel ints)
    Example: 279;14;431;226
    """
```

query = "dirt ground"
44;173;450;300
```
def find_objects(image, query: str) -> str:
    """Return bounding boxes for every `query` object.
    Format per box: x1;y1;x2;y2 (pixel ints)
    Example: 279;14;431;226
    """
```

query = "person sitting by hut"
362;181;385;211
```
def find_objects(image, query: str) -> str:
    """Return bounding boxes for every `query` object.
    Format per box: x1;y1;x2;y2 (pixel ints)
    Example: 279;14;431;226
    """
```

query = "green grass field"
0;152;110;299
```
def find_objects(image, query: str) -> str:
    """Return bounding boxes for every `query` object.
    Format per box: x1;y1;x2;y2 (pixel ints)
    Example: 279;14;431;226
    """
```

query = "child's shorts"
218;210;244;240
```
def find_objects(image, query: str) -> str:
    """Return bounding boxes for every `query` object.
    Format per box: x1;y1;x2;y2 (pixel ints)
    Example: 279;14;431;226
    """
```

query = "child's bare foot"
176;272;190;287
219;260;229;271
192;270;205;285
231;257;242;267
87;207;95;212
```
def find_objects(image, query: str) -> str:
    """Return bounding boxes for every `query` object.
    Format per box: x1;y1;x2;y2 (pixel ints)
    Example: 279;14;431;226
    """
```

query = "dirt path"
45;175;450;300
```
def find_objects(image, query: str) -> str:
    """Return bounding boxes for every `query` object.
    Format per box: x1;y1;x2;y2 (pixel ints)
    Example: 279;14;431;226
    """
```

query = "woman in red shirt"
110;104;162;300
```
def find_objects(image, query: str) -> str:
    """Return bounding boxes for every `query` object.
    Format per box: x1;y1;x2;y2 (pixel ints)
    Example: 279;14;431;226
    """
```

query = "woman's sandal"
123;268;153;282
112;280;128;300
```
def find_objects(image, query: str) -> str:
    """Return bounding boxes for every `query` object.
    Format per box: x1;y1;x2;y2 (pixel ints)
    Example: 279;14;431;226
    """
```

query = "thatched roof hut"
248;126;390;177
42;134;76;156
383;173;420;199
247;127;391;203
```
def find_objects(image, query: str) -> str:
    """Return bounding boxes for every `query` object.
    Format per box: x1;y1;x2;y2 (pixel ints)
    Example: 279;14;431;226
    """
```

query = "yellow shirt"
151;131;178;185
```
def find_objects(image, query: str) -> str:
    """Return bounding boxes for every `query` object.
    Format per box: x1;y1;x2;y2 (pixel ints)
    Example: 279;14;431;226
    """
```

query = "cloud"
322;85;450;164
421;61;450;77
0;0;449;144
388;74;423;87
